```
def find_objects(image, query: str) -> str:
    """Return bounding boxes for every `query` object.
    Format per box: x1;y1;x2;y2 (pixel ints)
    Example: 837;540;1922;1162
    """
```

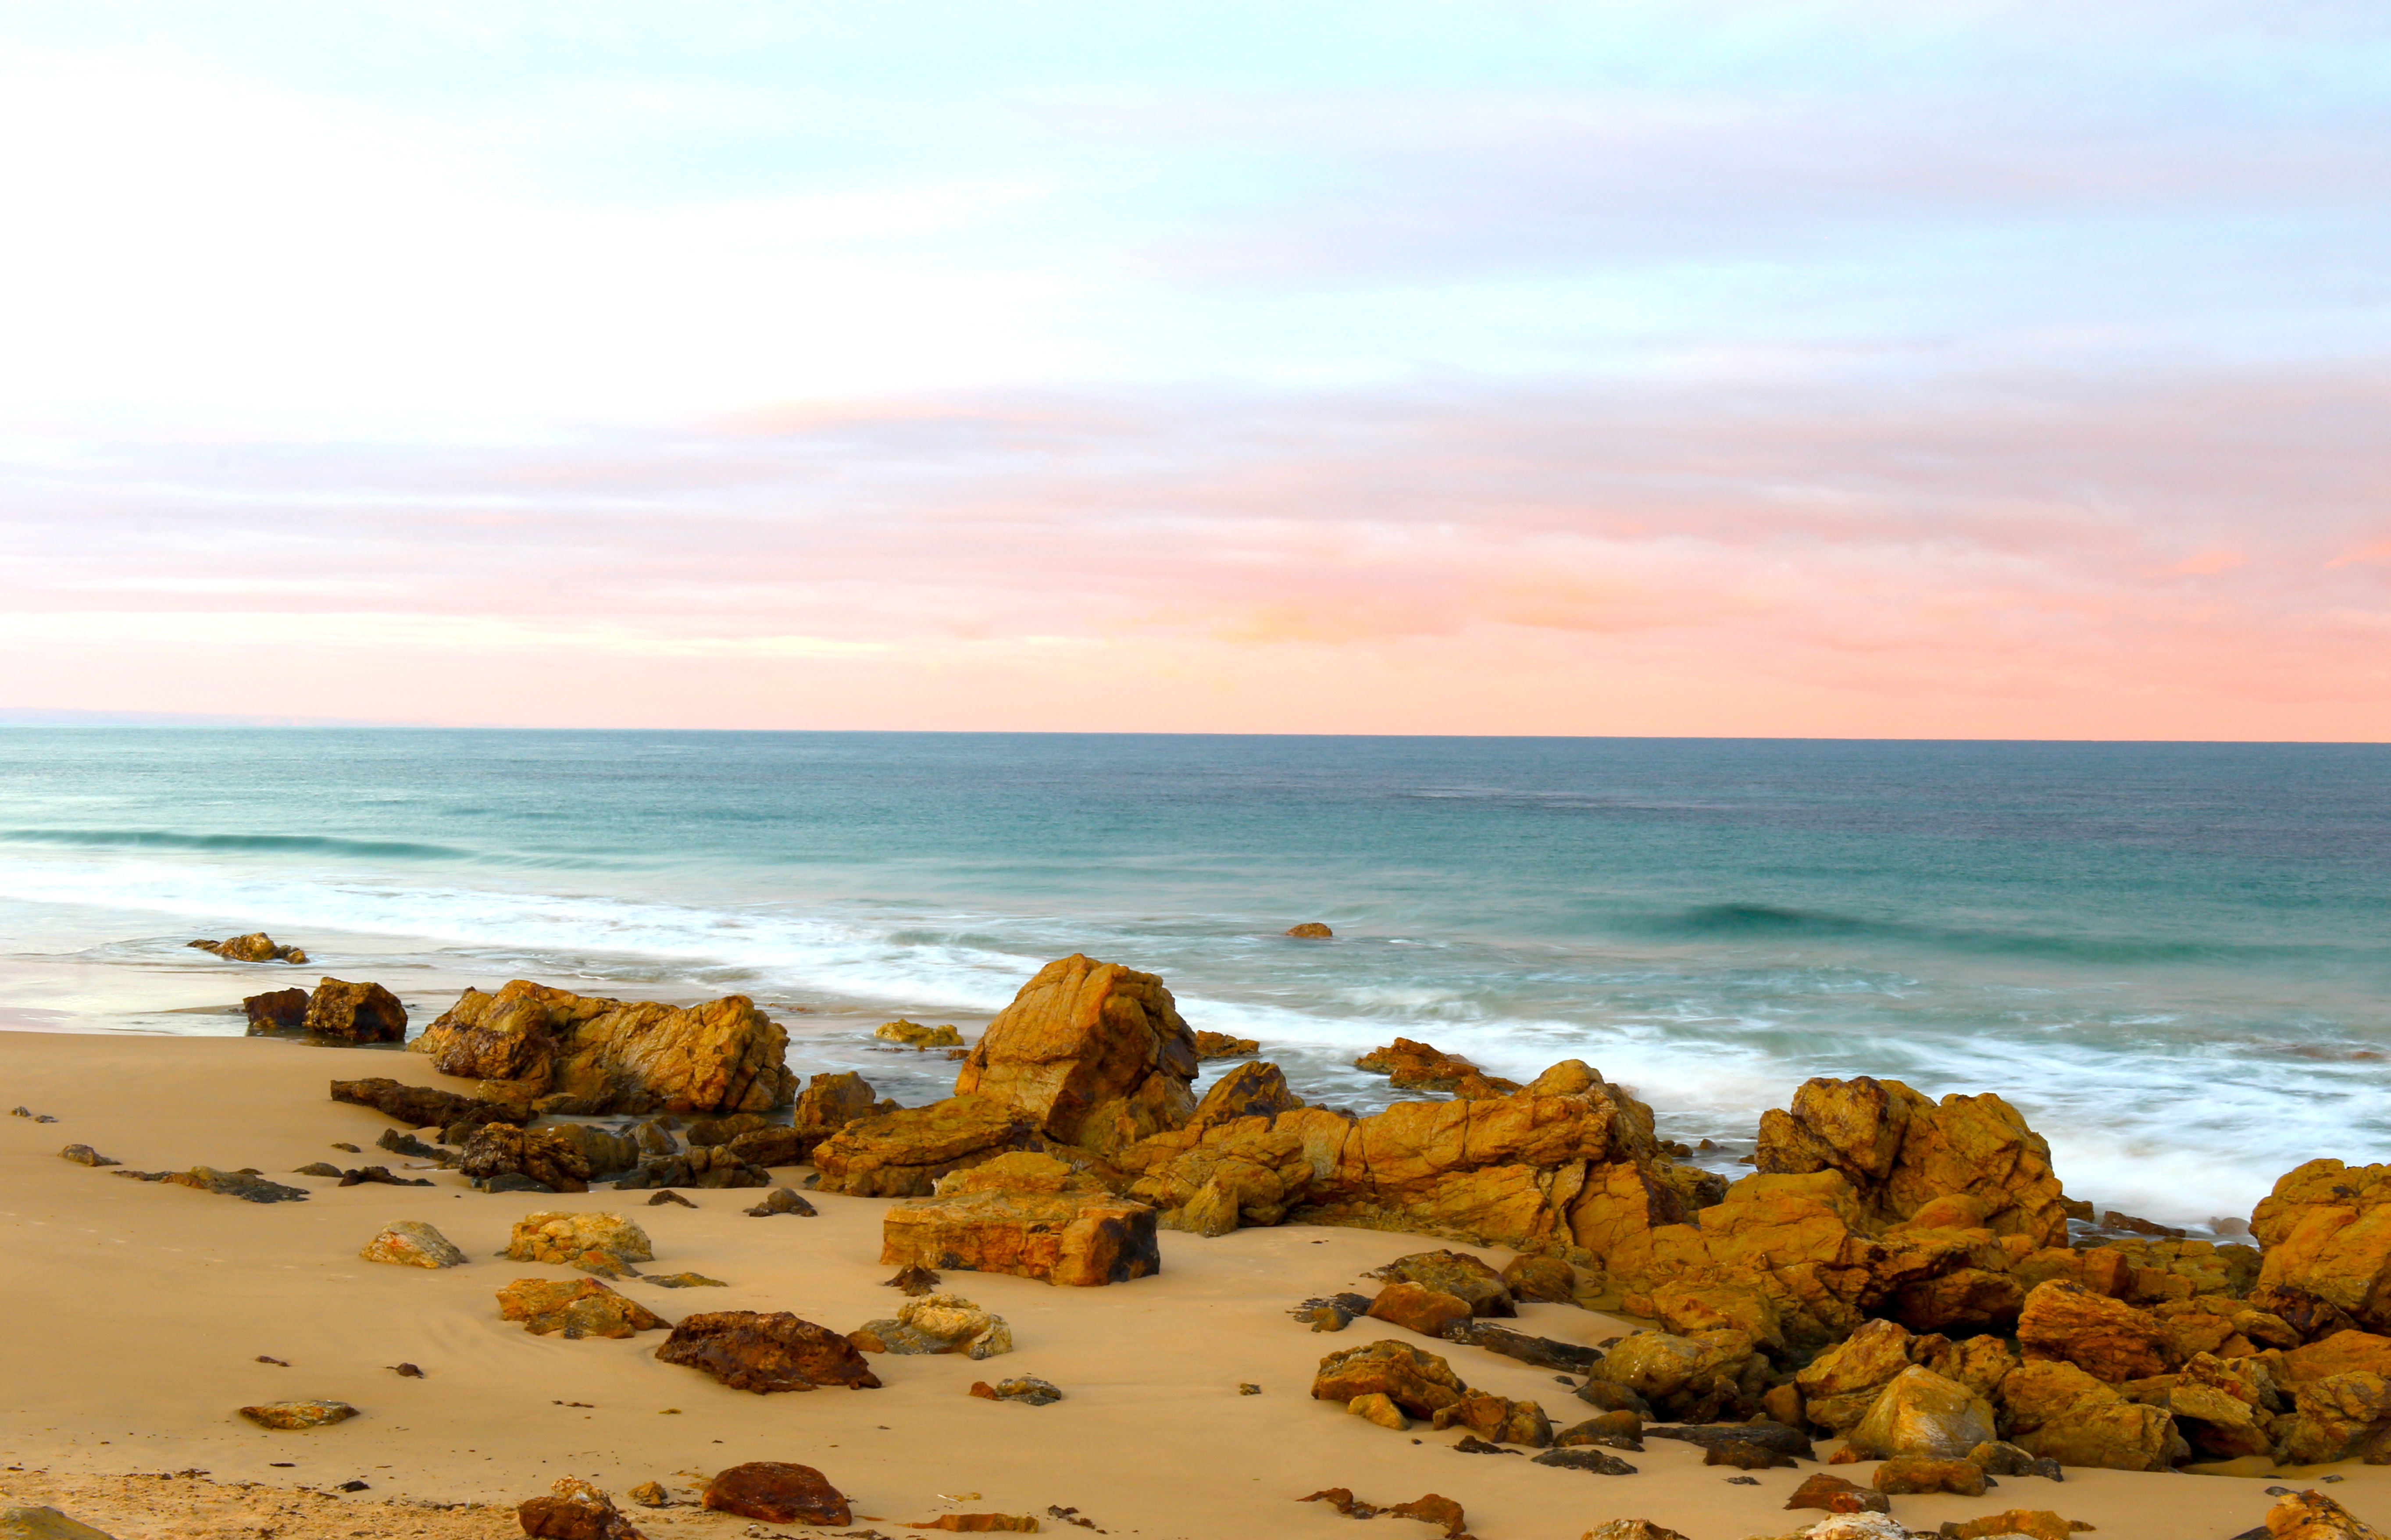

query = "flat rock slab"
879;1188;1160;1287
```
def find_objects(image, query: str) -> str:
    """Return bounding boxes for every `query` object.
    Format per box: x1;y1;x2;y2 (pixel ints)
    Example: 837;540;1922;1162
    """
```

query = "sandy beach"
3;1027;2383;1540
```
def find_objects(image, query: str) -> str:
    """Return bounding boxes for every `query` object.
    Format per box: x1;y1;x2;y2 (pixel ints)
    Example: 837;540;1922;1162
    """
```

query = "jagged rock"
880;1185;1160;1287
1846;1365;1997;1459
610;1147;771;1191
1873;1456;1986;1496
503;1211;653;1273
1502;1254;1578;1304
1314;1339;1470;1420
330;1077;525;1129
243;987;310;1033
680;1112;771;1148
409;979;796;1115
702;1463;850;1526
2017;1280;2178;1381
337;1164;432;1188
549;1125;641;1182
885;1263;941;1294
952;954;1200;1154
654;1312;882;1392
721;1071;878;1168
2159;1351;2283;1461
1369;1283;1474;1338
127;1167;309;1203
2282;1370;2391;1464
875;1020;964;1049
1589;1331;1762;1422
1348;1391;1412;1429
813;1097;1045;1197
1190;1060;1302;1129
0;1506;120;1540
1645;1421;1814;1460
1796;1318;1931;1431
1998;1359;2185;1470
1371;1251;1517;1317
1755;1075;2070;1246
189;932;306;963
1430;1389;1553;1445
2264;1491;2389;1540
745;1186;817;1216
970;1374;1063;1405
57;1145;118;1168
1556;1410;1644;1450
1442;1319;1603;1373
1193;1030;1260;1058
1535;1446;1638;1474
849;1293;1013;1358
360;1220;467;1269
376;1127;443;1161
518;1477;645;1540
1354;1038;1520;1099
2283;1330;2391;1383
237;1399;356;1429
459;1127;592;1194
1968;1440;2064;1480
303;978;407;1043
2252;1159;2391;1334
1784;1474;1890;1514
497;1278;667;1337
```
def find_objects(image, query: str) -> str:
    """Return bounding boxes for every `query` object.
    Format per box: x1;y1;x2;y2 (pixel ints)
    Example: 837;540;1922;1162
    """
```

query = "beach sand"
2;1029;2382;1540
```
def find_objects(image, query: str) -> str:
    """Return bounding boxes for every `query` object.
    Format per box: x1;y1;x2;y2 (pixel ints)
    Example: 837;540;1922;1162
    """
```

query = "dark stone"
329;1077;525;1129
1647;1421;1814;1461
337;1165;434;1188
885;1264;941;1294
59;1144;121;1168
243;987;310;1033
1573;1380;1653;1416
377;1127;443;1160
648;1190;697;1208
1531;1447;1638;1475
1443;1319;1602;1373
1705;1442;1796;1469
292;1162;344;1178
459;1124;591;1193
479;1173;557;1194
702;1462;851;1526
653;1312;885;1394
744;1187;817;1217
1451;1436;1521;1455
305;978;408;1044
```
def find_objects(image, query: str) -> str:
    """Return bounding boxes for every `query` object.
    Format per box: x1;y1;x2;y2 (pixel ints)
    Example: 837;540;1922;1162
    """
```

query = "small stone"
503;1212;654;1269
1874;1454;1987;1496
238;1400;357;1429
743;1187;817;1217
1581;1525;1690;1540
255;1355;289;1366
292;1162;344;1178
906;1518;1039;1534
7;1107;28;1117
646;1273;729;1288
335;1481;369;1493
1784;1474;1889;1515
703;1463;851;1526
359;1220;468;1269
1706;1442;1794;1469
968;1375;1062;1406
1285;922;1334;938
1349;1392;1411;1430
1727;1476;1760;1486
653;1311;882;1393
1239;1383;1262;1395
0;1505;121;1540
57;1145;118;1168
1531;1447;1638;1475
1451;1435;1520;1454
885;1264;941;1294
331;1142;361;1153
389;1363;425;1377
376;1128;441;1161
647;1190;696;1208
627;1482;670;1508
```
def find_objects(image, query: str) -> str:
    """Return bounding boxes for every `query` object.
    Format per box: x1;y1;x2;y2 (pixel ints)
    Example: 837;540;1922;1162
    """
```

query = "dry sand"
1;1030;2383;1540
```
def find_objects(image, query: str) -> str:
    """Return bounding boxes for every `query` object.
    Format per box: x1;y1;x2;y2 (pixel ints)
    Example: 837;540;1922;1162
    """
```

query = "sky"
3;1;2387;737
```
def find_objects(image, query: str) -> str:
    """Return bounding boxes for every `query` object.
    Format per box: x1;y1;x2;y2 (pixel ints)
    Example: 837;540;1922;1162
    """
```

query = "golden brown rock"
236;1399;355;1429
702;1463;849;1526
813;1097;1045;1198
1430;1389;1553;1446
459;1125;592;1194
1846;1365;1997;1459
2017;1280;2177;1382
303;978;407;1043
952;955;1199;1154
242;986;309;1034
880;1187;1160;1287
518;1477;646;1540
1944;1512;2096;1540
1501;1254;1577;1304
2266;1491;2389;1540
504;1211;653;1269
1192;1030;1260;1058
1998;1359;2185;1470
1370;1250;1516;1317
189;932;306;963
2252;1159;2391;1333
875;1020;964;1049
1367;1283;1474;1339
330;1076;524;1129
410;979;795;1115
496;1278;668;1338
1782;1474;1888;1514
2284;1330;2391;1383
1353;1038;1520;1098
1313;1339;1469;1419
2282;1370;2391;1464
1285;922;1335;938
1190;1060;1301;1129
654;1312;882;1393
1871;1455;1986;1496
1580;1523;1688;1540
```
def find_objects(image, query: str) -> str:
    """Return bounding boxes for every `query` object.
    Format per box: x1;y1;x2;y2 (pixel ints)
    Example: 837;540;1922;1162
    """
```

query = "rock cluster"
329;1076;525;1130
497;1278;668;1337
409;979;796;1115
849;1293;1013;1358
459;1125;592;1193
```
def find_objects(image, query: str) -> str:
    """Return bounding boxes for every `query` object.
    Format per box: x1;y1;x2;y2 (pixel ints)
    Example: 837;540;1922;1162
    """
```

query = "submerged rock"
189;932;306;964
875;1020;965;1049
1285;922;1335;939
1353;1038;1520;1099
653;1312;883;1393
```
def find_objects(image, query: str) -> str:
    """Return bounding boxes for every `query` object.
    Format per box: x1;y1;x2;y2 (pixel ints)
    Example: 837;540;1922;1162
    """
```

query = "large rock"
1371;1250;1517;1317
1354;1039;1521;1099
2252;1159;2391;1333
1190;1061;1302;1128
0;1508;118;1540
813;1097;1045;1197
1998;1359;2185;1470
849;1293;1013;1359
188;932;305;963
2017;1280;2177;1381
952;954;1200;1154
329;1076;524;1129
410;980;796;1115
880;1185;1160;1287
1755;1076;2070;1246
703;1464;850;1527
504;1212;653;1269
304;978;407;1044
1845;1365;1997;1459
359;1220;467;1269
1795;1319;1931;1431
497;1278;668;1337
2282;1370;2391;1464
1313;1339;1469;1419
2162;1351;2283;1461
653;1312;883;1392
459;1125;592;1193
243;987;309;1034
2266;1491;2390;1540
1591;1331;1764;1422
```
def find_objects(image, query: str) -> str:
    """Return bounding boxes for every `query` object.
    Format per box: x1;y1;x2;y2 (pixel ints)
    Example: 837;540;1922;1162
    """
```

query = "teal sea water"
1;729;2385;1226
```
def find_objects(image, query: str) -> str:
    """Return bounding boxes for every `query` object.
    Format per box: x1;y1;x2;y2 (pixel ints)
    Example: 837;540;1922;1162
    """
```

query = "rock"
1784;1474;1890;1515
376;1127;443;1161
970;1374;1063;1405
813;1097;1046;1198
646;1190;695;1208
1590;1331;1761;1423
237;1399;357;1429
1286;922;1335;938
1704;1441;1793;1469
1442;1320;1603;1373
145;1167;309;1203
303;978;407;1044
497;1278;668;1337
330;1076;525;1129
886;1263;941;1294
876;1020;965;1049
338;1164;433;1188
610;1146;771;1191
702;1463;850;1526
1451;1434;1520;1454
2283;1330;2391;1383
0;1507;118;1540
518;1478;645;1540
1647;1421;1814;1460
1581;1524;1688;1540
409;980;796;1115
952;954;1201;1154
719;1072;878;1169
744;1187;817;1217
680;1112;772;1148
2252;1160;2391;1335
2264;1491;2388;1540
1190;1060;1302;1130
2017;1281;2176;1382
1969;1441;2064;1480
504;1212;653;1270
1349;1391;1412;1429
1353;1038;1520;1099
189;932;306;963
1370;1250;1517;1318
293;1162;344;1177
625;1483;668;1509
880;1187;1160;1287
1755;1075;2070;1246
1501;1254;1578;1304
243;987;310;1034
1795;1318;1924;1431
1998;1360;2184;1470
647;1273;727;1288
907;1516;1041;1533
1313;1339;1470;1420
653;1311;883;1393
1847;1365;1997;1459
459;1126;592;1194
1429;1389;1553;1445
1874;1456;1987;1495
359;1220;467;1269
1556;1411;1643;1450
57;1145;118;1168
1192;1030;1260;1059
2283;1371;2391;1464
1368;1282;1474;1339
849;1293;1013;1359
1941;1512;2097;1540
1535;1447;1638;1474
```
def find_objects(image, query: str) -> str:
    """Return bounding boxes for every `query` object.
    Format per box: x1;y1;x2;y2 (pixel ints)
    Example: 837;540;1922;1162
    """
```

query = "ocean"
1;728;2384;1230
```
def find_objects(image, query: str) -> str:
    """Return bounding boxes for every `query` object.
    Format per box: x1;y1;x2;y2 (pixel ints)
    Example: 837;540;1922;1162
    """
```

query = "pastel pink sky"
4;3;2386;738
